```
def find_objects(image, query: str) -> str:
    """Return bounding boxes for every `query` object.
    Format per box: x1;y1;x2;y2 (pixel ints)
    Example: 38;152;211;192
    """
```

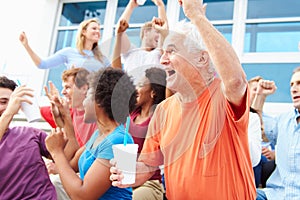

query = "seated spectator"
0;76;75;199
40;67;81;128
71;68;97;146
256;67;300;199
45;67;136;199
110;0;256;199
129;67;166;200
44;68;97;146
46;68;98;199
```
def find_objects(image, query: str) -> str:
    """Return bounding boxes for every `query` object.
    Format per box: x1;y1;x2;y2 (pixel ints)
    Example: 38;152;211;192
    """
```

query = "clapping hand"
44;81;69;128
45;127;68;155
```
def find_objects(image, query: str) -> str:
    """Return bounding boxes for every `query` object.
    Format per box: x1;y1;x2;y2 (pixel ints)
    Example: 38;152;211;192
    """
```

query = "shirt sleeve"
38;47;71;69
102;56;111;68
95;128;134;160
139;105;164;167
248;112;262;167
225;86;250;136
36;128;51;158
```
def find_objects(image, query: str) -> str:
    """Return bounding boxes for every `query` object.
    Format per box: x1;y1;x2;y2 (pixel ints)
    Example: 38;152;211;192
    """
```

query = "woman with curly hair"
45;67;136;200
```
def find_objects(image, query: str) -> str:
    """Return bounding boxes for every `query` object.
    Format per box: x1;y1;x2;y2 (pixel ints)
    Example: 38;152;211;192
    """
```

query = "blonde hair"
76;18;103;62
61;67;81;82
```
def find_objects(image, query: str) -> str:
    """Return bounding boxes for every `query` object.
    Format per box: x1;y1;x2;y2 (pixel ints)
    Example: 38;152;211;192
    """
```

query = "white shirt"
248;112;262;167
122;45;163;84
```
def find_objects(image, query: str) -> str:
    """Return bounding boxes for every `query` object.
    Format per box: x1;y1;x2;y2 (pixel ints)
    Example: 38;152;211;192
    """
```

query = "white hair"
168;20;215;81
171;20;207;54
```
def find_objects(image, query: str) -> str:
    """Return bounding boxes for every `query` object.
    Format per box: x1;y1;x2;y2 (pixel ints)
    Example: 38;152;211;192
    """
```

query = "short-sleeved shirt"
0;126;56;199
38;47;110;71
72;108;97;146
140;78;256;199
78;126;133;200
248;112;262;167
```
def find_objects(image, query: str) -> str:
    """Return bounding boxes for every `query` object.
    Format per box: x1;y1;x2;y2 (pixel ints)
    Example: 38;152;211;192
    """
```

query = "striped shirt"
263;108;300;200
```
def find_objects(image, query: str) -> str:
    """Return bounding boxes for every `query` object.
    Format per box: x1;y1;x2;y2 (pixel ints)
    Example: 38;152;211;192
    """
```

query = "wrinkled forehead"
163;32;185;50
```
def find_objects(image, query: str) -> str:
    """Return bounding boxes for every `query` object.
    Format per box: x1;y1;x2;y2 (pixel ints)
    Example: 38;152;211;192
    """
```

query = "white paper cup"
112;144;138;184
21;95;42;123
136;0;146;6
261;141;272;150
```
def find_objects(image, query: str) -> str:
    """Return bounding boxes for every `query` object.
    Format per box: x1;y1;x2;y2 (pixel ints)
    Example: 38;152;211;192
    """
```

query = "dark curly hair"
145;67;166;105
0;76;18;91
93;67;137;124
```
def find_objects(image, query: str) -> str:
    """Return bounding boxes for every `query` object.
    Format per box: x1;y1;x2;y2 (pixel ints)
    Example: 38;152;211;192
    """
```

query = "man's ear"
199;50;209;65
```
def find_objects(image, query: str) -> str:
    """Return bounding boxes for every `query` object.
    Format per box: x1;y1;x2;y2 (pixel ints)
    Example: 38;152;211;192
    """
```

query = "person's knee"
133;183;163;200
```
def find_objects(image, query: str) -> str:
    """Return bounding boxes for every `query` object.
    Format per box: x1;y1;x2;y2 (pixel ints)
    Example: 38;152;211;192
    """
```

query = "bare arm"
51;98;80;161
117;0;138;54
44;82;80;161
0;86;34;140
181;0;247;107
151;0;169;49
46;131;112;200
251;79;277;115
153;0;168;24
0;112;14;140
111;20;129;69
19;32;42;67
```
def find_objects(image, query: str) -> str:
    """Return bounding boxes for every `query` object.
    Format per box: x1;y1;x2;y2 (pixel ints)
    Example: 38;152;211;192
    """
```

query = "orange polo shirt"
140;79;256;199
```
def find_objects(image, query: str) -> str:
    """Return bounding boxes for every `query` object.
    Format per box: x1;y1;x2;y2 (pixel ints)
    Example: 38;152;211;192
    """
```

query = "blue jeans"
256;189;267;200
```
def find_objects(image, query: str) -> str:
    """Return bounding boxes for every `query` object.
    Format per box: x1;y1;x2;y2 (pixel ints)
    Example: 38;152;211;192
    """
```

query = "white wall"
0;0;58;96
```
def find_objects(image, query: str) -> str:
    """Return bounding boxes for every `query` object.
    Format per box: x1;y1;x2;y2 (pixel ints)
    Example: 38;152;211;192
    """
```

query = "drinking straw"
16;79;21;86
124;116;130;146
